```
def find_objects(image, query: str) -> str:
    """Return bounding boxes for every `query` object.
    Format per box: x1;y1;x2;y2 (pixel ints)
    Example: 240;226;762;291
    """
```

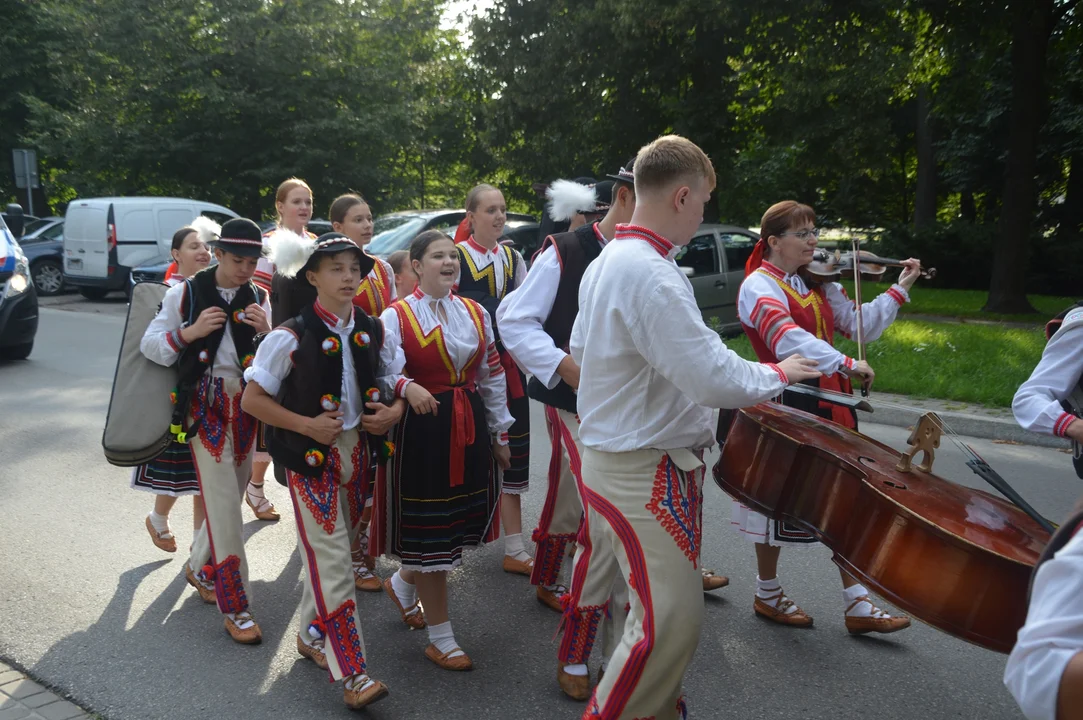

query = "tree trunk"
913;84;937;229
983;0;1055;314
1056;152;1083;244
960;191;976;223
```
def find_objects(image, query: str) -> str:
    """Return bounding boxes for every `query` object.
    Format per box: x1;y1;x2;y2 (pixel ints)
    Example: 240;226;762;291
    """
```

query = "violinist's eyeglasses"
779;228;821;240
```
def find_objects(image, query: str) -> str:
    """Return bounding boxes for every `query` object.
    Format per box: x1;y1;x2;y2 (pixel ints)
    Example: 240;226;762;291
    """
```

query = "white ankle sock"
843;585;888;618
504;533;532;562
563;663;588;676
428;621;464;658
147;511;172;537
246;481;266;500
226;611;255;630
391;570;417;609
344;673;375;692
756;575;796;614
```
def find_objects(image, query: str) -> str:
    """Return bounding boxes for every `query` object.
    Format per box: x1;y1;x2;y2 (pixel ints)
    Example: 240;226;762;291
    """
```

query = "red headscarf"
453;217;472;244
163;261;179;281
744;238;767;277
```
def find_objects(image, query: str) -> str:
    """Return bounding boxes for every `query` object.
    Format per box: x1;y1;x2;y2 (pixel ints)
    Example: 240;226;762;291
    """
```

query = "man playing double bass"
733;200;923;634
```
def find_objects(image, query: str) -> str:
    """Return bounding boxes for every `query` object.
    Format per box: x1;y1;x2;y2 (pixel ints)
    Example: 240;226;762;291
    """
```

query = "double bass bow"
715;238;1052;653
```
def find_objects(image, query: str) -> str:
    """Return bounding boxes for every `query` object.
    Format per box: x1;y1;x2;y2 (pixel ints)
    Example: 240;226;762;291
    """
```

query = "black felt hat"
305;232;375;278
606;157;636;185
211;218;268;258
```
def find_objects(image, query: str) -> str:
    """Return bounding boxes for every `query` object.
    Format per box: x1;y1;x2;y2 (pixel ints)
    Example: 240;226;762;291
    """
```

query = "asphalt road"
1;305;1077;720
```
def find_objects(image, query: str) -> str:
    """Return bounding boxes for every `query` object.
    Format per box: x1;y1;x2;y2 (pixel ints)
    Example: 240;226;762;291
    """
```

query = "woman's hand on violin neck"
897;258;922;290
776;355;822;384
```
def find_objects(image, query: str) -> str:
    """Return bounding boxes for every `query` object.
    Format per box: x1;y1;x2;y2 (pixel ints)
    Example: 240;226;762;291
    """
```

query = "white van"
63;197;237;299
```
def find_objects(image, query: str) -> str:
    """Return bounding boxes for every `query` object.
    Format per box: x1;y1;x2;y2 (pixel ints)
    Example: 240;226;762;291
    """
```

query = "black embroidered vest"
269;304;384;477
455;243;521;348
526;224;603;414
172;268;263;431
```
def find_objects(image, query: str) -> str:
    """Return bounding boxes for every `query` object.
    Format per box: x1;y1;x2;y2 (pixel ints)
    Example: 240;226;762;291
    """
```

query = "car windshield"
22;218;52;235
367;216;428;256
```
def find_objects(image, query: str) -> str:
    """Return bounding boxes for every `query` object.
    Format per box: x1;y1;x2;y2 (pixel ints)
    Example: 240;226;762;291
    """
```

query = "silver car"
674;223;759;335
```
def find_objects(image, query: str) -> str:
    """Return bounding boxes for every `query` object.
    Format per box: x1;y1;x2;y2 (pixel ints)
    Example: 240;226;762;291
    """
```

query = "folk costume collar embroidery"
592;222;609;248
313;299;354;334
613;223;676;258
465;235;499;256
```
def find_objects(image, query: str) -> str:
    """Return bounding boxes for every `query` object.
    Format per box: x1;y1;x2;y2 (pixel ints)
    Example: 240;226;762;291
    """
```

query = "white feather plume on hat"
189;215;221;247
547;179;598;222
267;229;316;278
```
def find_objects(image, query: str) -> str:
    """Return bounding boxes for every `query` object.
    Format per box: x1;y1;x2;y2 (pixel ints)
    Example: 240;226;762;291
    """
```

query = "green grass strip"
838;281;1075;323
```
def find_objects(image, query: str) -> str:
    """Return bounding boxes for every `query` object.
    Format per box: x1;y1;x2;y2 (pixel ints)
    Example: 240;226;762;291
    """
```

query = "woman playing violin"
733;200;922;634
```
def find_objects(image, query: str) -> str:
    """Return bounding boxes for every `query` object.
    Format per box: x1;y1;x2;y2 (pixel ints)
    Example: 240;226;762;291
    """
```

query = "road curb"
859;406;1071;450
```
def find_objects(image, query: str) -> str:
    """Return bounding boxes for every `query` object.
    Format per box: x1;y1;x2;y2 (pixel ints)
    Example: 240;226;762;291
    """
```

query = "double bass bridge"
896;412;944;474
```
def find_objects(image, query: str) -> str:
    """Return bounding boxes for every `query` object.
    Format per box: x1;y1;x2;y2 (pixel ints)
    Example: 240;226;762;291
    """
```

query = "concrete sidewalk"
0;661;93;720
858;391;1070;450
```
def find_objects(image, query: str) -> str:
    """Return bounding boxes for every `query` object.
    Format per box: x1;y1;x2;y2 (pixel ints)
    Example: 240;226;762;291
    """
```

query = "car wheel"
31;258;65;296
78;287;110;301
0;342;33;361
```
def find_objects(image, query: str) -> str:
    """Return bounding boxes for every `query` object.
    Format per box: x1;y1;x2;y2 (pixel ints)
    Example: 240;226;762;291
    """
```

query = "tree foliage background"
2;0;1081;308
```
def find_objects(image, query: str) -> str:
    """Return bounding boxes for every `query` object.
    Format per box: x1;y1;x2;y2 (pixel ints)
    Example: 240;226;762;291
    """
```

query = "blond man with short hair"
566;135;820;718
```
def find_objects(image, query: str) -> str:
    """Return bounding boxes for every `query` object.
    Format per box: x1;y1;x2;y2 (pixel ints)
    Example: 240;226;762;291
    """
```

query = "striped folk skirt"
130;441;200;497
372;386;500;572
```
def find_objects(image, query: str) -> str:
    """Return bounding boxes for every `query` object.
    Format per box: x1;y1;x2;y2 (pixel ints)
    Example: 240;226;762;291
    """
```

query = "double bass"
714;235;1052;653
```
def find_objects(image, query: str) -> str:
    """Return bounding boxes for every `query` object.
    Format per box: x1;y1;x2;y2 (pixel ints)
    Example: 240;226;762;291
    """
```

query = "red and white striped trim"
765;362;788;385
217;237;265;247
165;329;187;352
757;261;786;280
394;377;413;398
886;285;907;307
312;298;348;329
613;223;674;257
750;296;798;355
592;222;609;247
497;431;509;444
1055;413;1077;438
465;236;498;256
843;356;856;370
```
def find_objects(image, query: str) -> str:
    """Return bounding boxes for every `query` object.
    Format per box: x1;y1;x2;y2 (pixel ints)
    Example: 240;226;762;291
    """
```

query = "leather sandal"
424;643;473;671
844;596;911;635
185;563;217;604
701;568;729;592
297;634;328;670
536;585;566;613
145;515;177;553
382;577;426;629
344;676;389;709
224;612;262;644
502;554;534;576
353;564;383;593
245;484;280;521
557;665;591;701
754;591;813;627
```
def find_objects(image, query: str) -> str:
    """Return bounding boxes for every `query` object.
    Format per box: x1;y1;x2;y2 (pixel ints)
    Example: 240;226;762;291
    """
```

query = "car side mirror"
5;203;24;238
680;265;695;277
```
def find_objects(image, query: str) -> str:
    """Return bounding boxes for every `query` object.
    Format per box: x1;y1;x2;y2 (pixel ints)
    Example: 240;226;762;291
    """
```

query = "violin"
799;249;937;286
713;402;1051;654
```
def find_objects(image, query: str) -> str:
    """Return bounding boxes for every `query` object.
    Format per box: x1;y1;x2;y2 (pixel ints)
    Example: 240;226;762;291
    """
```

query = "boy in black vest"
242;232;403;710
140;218;271;643
497;161;637;699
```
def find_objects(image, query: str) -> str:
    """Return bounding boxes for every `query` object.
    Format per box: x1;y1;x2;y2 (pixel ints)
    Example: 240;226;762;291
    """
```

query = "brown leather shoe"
383;577;426;630
701;569;729;592
754;593;813;627
296;634;329;670
557;665;591;701
185;563;217;605
245;486;281;521
502;554;534;576
145;516;177;553
224;612;262;644
425;644;473;671
344;677;389;709
353;565;383;593
536;585;565;613
845;597;911;635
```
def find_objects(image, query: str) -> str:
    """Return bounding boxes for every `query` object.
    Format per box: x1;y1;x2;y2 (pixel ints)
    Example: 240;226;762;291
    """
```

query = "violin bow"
851;235;869;397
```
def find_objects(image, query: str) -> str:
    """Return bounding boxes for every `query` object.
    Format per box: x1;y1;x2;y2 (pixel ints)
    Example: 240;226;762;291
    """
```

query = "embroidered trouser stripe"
576;447;705;720
292;429;369;681
552;411;630;667
188;378;253;615
531;405;585;587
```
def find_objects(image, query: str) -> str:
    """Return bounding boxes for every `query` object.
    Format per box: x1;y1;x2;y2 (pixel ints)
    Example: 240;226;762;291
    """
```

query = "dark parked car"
18;217;66;296
1;206;39;239
0;214;39;360
366;209;537;259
